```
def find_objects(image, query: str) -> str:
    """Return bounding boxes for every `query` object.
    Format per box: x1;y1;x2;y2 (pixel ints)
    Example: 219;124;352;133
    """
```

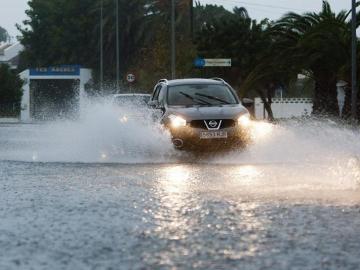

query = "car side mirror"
242;98;254;108
148;100;159;108
148;100;164;110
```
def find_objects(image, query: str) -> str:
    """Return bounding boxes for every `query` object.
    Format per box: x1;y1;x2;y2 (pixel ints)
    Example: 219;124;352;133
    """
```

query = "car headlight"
238;113;251;127
119;115;128;123
168;114;187;128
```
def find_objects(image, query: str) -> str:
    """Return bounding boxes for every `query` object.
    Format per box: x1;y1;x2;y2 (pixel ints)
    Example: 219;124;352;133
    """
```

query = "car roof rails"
210;77;225;83
158;79;168;84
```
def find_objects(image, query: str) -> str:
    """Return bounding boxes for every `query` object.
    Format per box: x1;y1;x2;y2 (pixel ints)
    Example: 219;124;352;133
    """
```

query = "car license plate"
200;131;228;139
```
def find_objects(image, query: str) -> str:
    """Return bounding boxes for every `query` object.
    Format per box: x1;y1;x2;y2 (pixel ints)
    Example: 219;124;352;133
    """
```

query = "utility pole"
171;0;176;79
190;0;194;40
351;0;358;119
100;0;104;91
116;0;120;92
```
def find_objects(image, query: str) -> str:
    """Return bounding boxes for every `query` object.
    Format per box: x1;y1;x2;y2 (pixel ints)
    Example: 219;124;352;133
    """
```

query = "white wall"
254;98;313;120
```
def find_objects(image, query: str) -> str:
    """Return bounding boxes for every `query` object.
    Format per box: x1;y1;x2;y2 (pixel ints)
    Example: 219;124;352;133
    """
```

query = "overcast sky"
0;0;353;39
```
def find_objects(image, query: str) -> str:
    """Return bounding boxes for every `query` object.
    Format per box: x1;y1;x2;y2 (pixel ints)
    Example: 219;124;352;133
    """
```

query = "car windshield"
113;95;150;106
167;84;238;106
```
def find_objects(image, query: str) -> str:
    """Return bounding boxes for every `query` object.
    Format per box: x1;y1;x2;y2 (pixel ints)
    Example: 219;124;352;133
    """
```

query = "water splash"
1;99;360;170
1;99;359;201
0;98;178;163
210;119;360;195
215;119;360;165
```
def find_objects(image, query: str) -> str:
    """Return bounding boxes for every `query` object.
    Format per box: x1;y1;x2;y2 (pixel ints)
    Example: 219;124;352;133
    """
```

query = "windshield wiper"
194;92;231;104
179;92;211;105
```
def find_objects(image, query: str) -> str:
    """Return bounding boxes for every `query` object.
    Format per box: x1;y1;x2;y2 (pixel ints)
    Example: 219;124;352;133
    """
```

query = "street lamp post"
190;0;194;40
171;0;176;79
100;0;104;91
351;0;358;119
116;0;120;92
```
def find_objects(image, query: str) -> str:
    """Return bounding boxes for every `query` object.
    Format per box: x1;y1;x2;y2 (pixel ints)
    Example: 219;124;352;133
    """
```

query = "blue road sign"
194;58;232;68
194;58;206;68
30;65;81;76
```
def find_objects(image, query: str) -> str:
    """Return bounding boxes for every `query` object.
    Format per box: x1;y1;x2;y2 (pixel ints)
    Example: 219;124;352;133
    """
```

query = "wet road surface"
0;120;360;270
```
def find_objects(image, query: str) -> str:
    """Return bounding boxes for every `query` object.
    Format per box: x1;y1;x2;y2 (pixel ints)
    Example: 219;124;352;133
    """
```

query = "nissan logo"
208;120;218;128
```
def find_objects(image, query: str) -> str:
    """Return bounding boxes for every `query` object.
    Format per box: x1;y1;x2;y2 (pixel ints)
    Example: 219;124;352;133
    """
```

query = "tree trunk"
341;85;352;119
312;73;338;116
257;89;274;121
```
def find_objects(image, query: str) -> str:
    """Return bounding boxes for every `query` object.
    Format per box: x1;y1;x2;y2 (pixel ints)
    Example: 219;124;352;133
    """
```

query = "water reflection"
224;202;266;259
232;165;263;186
162;165;191;193
147;165;270;265
152;165;197;241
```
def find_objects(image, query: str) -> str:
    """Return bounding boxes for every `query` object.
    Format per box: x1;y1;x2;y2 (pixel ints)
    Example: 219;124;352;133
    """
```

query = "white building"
0;42;24;69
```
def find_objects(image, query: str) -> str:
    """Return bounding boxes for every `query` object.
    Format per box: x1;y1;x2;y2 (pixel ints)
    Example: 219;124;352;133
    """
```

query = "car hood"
166;105;248;120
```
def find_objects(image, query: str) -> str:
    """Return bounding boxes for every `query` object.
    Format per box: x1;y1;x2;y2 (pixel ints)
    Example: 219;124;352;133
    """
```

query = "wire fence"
0;102;20;117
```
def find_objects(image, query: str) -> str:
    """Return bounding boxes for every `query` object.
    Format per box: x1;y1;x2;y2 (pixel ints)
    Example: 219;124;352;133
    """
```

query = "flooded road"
0;105;360;269
1;160;359;270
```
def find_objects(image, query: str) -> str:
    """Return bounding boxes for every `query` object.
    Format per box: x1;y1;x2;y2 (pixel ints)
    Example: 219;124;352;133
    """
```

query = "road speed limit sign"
126;73;136;83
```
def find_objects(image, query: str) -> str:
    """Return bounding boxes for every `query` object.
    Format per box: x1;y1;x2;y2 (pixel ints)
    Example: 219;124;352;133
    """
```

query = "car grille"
190;119;236;130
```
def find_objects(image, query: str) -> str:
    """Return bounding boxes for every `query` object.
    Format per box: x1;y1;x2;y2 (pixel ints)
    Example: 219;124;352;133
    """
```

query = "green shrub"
0;64;23;116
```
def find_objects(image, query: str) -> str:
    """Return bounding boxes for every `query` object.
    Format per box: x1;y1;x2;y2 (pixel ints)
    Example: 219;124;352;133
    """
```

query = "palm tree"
270;0;359;116
196;6;269;83
195;6;279;118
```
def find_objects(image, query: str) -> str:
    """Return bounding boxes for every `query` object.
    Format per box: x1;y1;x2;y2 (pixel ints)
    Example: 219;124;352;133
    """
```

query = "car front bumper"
167;125;251;150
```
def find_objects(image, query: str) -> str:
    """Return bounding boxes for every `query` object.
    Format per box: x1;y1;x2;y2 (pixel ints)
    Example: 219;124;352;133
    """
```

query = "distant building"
0;42;24;69
19;65;92;122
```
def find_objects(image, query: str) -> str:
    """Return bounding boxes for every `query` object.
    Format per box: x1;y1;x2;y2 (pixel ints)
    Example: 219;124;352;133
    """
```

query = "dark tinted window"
167;84;238;106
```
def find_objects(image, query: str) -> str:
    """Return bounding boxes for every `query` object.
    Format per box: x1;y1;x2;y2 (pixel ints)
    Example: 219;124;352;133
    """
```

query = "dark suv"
148;78;251;150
